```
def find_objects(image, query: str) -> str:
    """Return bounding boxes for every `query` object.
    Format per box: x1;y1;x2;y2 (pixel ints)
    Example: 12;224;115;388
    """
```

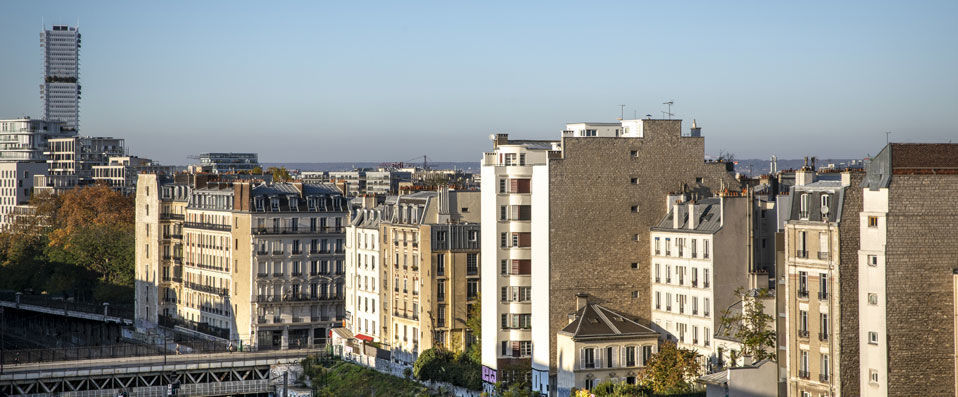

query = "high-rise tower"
40;25;80;131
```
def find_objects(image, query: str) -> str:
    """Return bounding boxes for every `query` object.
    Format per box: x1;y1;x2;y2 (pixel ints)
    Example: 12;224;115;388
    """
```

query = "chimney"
576;293;589;311
690;119;702;137
673;203;681;229
688;202;697;230
841;171;851;187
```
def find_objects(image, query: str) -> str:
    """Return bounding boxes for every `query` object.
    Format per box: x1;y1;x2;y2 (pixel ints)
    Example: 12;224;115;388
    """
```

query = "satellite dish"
488;134;496;141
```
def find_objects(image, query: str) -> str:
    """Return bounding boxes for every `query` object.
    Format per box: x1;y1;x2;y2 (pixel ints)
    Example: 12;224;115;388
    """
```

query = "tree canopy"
639;341;701;394
719;287;776;363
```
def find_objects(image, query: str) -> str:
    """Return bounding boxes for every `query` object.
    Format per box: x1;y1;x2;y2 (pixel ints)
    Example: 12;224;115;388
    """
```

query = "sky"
1;1;956;165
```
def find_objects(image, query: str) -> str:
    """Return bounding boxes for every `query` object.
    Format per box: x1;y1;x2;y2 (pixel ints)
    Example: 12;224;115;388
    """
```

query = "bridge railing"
0;291;134;320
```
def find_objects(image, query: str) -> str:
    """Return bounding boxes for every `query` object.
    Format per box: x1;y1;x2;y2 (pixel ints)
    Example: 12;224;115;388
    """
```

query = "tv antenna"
662;100;675;119
618;105;625;120
885;131;892;145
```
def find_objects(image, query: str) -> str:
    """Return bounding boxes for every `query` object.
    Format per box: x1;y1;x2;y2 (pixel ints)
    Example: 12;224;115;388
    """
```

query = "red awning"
355;334;374;342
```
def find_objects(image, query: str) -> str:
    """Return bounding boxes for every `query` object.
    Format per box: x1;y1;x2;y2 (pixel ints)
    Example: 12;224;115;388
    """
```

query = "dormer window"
820;194;831;216
800;193;810;219
307;197;317;211
289;196;299;211
271;198;280;212
255;197;264;211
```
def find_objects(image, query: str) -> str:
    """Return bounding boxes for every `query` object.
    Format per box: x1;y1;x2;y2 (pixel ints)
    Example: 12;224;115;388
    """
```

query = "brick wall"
547;119;740;370
885;174;958;395
838;172;862;396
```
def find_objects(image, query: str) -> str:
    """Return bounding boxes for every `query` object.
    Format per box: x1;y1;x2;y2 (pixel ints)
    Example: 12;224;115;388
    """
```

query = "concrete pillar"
282;326;289;349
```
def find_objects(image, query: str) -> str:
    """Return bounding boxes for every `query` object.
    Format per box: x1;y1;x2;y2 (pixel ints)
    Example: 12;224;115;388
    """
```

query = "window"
641;345;653;365
655;263;660;282
800;193;810;218
466;253;478;275
798;271;808;297
655;292;660;309
500;232;507;248
630;150;638;157
704;327;711;346
868;293;878;305
583;348;595;368
867;255;878;266
630;177;638;184
630;205;638;212
703;239;710;258
654;237;660;255
819;274;829;299
436;254;445;276
633;234;640;242
625;346;636;366
631;262;638;269
665;238;671;255
631;290;638;299
499;179;506;193
799;310;808;336
703;269;710;288
868;216;879;227
820;313;829;339
467;280;479;299
869;369;879;384
821;354;830;381
606;346;613;368
500;259;507;275
868;331;878;344
500;206;507;221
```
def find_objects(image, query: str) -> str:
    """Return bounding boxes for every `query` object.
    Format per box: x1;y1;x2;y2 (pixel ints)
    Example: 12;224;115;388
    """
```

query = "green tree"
719;288;776;362
639;341;701;394
466;293;481;362
251;165;263;175
268;166;292;182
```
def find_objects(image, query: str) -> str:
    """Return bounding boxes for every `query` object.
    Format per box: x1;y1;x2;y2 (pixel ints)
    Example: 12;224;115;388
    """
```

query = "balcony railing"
255;294;341;303
160;213;185;221
819;373;829;382
819;332;829;341
184;282;229;296
692;280;698;287
184;222;231;232
256;250;269;255
252;226;344;235
798;370;810;379
796;250;808;258
798;330;809;338
798;289;809;299
818;291;828;300
817;251;830;260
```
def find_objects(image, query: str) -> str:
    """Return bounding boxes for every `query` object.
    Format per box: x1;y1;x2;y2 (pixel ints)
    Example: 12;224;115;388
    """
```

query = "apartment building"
379;190;480;364
0;117;72;162
0;162;47;230
194;152;259;174
782;169;859;397
650;193;755;367
135;177;348;349
38;136;125;194
556;294;659;396
344;202;384;342
544;119;740;395
857;143;958;396
92;156;174;195
480;135;557;388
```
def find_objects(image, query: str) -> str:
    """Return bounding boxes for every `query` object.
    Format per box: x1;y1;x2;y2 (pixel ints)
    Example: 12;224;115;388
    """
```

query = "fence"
0;290;134;319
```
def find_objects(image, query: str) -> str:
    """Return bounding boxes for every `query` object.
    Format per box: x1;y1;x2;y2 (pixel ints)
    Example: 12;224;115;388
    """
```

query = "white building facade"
344;207;383;341
480;134;557;392
0;162;47;230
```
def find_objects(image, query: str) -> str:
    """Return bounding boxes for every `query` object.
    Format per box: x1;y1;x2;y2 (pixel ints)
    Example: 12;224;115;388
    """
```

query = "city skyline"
1;1;956;165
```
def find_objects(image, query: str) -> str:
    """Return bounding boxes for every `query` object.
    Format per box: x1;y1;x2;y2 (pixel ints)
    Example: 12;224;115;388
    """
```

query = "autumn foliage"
0;184;135;302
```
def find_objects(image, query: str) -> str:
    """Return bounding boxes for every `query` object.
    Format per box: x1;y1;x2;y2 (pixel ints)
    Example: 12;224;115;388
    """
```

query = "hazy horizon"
1;1;956;165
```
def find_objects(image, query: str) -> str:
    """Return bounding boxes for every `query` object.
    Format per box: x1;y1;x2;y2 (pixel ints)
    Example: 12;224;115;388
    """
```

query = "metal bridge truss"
1;366;272;397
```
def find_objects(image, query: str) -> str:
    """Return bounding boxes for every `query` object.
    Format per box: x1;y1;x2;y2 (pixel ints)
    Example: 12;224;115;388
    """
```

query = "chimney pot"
575;293;589;311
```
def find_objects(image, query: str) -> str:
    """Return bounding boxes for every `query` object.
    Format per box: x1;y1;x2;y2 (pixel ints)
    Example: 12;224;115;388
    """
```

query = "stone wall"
885;174;958;395
838;172;863;396
547;119;740;370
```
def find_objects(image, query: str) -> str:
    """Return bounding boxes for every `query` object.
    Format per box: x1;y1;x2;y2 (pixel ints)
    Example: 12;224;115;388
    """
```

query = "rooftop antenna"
633;106;637;119
885;131;892;145
662;100;675;119
618;105;625;120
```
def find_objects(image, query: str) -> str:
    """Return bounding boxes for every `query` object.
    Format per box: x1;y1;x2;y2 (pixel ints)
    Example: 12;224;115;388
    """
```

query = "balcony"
272;250;284;255
798;289;809;299
257;272;268;277
254;226;344;235
819;374;830;382
798;370;810;379
184;222;231;232
291;249;303;255
798;330;809;338
692;280;698;287
817;251;830;260
703;281;710;288
796;250;808;259
257;250;269;255
256;294;340;303
655;277;660;283
184;282;228;296
160;213;185;221
818;291;828;300
819;332;829;341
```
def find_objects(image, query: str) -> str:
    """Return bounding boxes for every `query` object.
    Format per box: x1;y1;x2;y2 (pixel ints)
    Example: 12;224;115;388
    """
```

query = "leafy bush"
413;348;482;390
302;355;431;397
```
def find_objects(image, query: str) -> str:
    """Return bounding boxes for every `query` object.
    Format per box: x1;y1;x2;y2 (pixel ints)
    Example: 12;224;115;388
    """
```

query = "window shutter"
518;232;531;247
518;260;531;275
510;179;519;193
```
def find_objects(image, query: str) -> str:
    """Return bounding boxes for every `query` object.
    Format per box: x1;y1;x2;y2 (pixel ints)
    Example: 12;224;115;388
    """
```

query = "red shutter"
518;260;531;275
518;232;531;247
516;179;530;193
510;179;519;193
511;260;520;275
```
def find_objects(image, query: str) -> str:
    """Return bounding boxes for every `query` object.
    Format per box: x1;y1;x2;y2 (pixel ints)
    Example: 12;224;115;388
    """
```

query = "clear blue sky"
1;1;956;165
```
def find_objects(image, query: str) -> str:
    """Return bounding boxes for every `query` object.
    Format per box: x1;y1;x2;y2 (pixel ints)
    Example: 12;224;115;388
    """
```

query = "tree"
251;166;263;175
719;288;776;363
466;293;481;362
639;341;701;394
268;166;292;182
